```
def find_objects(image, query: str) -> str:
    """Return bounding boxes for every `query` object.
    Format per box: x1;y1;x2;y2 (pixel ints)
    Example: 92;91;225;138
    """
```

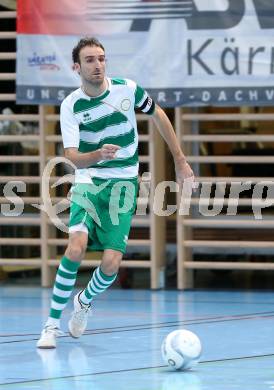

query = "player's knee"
65;242;86;261
101;252;122;275
65;232;87;261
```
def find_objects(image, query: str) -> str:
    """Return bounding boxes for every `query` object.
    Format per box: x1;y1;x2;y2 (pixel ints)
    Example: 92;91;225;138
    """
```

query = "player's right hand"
100;144;121;160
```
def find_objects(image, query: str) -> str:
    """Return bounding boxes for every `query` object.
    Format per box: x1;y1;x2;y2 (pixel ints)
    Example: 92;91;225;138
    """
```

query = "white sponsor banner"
16;0;274;106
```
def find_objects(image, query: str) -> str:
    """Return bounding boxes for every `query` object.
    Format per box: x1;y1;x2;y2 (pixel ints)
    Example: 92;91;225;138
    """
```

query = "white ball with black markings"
161;330;202;371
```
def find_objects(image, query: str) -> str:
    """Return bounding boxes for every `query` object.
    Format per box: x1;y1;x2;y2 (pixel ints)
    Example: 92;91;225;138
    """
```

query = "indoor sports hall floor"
0;287;274;389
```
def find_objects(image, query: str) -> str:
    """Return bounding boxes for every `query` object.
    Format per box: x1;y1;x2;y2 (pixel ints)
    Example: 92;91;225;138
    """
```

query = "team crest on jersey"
121;99;131;111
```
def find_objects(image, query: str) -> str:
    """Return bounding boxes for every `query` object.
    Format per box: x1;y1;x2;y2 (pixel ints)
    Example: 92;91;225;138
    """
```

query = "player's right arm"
60;98;119;168
64;144;120;168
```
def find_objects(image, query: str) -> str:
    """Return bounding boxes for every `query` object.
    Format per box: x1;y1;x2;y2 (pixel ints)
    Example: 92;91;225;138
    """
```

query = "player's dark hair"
72;37;105;64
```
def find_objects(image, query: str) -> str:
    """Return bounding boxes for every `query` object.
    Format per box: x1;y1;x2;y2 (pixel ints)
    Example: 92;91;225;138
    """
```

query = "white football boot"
36;326;63;349
68;291;92;338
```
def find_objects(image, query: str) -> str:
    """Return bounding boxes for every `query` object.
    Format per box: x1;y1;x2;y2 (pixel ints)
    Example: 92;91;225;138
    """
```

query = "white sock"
45;317;60;329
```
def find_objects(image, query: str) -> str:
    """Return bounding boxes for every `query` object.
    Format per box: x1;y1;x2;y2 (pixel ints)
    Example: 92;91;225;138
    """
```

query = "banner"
16;0;274;107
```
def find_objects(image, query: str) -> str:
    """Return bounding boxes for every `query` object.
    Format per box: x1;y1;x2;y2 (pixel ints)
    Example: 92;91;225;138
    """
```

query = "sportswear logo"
123;235;128;244
83;112;91;122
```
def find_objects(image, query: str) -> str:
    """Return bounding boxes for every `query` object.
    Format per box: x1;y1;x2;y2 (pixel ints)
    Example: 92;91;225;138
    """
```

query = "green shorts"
69;178;138;254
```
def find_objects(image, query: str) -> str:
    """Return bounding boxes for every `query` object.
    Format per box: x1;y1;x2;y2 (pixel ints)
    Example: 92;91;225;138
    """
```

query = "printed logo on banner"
28;52;60;71
86;0;274;31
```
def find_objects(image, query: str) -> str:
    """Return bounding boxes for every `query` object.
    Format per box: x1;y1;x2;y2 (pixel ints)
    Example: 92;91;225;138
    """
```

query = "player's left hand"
175;160;195;188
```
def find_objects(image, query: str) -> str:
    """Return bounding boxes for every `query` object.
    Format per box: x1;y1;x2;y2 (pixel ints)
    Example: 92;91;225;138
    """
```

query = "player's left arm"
151;104;194;185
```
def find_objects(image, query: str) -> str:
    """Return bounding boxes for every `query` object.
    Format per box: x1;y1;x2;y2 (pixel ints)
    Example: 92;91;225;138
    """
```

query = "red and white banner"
16;0;274;106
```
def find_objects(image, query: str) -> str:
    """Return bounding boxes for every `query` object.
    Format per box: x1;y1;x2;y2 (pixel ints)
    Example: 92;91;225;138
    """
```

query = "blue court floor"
0;287;274;389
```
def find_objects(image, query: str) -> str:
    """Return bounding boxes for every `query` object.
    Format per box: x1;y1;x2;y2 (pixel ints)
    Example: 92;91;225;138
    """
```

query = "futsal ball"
161;329;202;370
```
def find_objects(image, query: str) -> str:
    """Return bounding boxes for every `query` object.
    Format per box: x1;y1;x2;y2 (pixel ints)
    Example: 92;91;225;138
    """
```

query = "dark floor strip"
1;353;274;386
1;310;274;344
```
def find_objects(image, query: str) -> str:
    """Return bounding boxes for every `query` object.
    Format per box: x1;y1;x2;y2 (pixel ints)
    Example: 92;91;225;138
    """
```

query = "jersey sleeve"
60;99;80;149
134;84;155;115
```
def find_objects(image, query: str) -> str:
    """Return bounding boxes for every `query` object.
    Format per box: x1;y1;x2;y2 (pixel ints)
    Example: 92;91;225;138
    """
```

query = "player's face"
77;45;106;86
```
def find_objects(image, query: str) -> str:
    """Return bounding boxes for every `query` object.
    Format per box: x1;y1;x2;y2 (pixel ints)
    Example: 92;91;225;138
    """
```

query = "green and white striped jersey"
60;77;155;182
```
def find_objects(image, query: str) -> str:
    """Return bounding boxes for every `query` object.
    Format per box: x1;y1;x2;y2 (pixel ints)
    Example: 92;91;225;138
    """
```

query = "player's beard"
85;75;105;88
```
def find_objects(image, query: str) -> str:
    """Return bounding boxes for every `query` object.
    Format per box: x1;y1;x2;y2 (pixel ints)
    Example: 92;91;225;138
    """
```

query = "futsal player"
37;37;194;348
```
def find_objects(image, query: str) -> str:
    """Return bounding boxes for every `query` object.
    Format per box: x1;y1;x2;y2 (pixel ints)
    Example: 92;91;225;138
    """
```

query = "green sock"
80;266;117;305
47;256;81;322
